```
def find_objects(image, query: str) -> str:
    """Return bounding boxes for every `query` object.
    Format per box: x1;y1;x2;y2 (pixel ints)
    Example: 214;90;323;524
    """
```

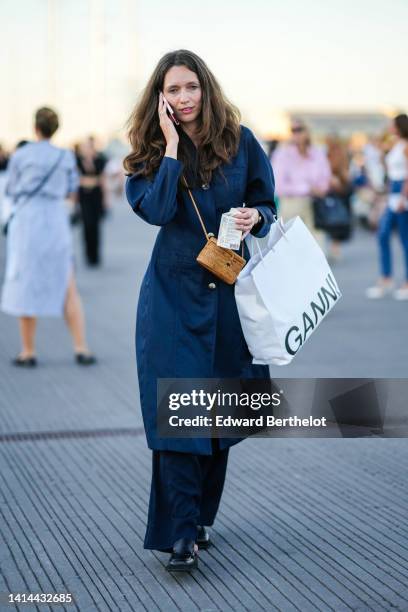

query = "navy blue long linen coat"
126;125;276;455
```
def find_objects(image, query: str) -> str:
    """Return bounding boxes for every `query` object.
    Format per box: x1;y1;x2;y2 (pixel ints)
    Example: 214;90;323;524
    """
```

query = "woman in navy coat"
125;49;276;571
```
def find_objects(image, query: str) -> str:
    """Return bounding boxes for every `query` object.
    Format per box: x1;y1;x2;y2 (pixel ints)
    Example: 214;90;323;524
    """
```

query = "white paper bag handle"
246;234;265;260
267;216;289;251
246;215;287;262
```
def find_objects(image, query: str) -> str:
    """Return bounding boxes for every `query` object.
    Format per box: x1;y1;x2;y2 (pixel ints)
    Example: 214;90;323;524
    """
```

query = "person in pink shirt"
272;119;331;242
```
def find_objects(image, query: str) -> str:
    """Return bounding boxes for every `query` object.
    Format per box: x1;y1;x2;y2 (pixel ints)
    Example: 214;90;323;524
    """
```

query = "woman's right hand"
158;92;179;157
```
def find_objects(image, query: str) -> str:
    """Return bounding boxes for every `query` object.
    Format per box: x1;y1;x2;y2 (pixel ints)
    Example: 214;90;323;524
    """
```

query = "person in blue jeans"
366;114;408;300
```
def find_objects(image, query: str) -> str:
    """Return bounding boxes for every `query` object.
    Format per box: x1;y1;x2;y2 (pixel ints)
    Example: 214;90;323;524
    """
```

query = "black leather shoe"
12;356;37;368
196;525;211;549
75;353;97;365
166;538;198;572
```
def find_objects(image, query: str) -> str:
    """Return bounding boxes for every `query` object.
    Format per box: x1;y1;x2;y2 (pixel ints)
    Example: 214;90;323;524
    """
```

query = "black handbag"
312;195;351;231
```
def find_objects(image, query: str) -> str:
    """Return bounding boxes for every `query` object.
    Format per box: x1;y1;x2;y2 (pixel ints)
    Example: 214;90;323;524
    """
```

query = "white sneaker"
393;287;408;301
366;284;394;299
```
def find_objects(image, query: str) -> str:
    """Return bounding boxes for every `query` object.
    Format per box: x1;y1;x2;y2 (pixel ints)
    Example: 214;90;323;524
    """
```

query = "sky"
1;0;407;146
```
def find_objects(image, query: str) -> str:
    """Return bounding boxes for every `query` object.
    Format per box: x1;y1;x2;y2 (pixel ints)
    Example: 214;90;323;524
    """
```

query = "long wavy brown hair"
123;49;241;184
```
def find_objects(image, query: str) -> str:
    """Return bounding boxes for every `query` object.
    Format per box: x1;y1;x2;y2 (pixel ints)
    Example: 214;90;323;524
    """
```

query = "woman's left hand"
234;207;260;239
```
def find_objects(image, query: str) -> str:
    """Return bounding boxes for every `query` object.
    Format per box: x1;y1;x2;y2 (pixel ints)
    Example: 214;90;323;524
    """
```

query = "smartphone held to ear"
162;93;180;125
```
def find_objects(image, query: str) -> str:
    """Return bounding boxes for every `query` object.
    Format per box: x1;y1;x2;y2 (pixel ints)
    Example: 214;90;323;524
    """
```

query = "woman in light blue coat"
1;107;96;367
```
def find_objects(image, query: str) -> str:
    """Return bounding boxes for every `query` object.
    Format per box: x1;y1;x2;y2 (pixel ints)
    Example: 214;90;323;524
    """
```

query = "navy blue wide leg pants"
144;441;229;551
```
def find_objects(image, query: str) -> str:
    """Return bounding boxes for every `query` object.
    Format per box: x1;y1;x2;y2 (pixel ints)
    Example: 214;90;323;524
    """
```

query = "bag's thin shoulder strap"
21;149;66;201
183;175;209;240
182;174;244;257
5;149;66;232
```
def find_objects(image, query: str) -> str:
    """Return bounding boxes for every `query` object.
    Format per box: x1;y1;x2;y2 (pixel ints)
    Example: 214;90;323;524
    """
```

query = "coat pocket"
212;166;246;211
156;250;200;273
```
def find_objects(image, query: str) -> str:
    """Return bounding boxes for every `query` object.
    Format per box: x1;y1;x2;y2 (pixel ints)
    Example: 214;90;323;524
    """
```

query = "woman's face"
162;65;202;127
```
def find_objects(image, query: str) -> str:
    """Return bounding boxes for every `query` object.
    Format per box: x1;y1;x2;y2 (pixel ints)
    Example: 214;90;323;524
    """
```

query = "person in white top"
366;114;408;300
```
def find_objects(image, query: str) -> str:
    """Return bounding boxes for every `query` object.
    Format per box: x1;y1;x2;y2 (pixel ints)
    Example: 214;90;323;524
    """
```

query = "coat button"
202;183;210;190
208;282;216;290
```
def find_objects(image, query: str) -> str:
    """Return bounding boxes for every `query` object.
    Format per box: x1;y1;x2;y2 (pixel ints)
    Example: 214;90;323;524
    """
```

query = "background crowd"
268;114;408;299
1;113;404;270
0;108;407;368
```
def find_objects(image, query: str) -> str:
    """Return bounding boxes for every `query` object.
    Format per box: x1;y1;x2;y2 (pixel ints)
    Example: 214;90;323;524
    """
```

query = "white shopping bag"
235;216;342;366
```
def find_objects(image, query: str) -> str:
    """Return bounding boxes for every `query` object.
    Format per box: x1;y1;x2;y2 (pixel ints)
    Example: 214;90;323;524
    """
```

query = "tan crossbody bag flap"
184;179;246;285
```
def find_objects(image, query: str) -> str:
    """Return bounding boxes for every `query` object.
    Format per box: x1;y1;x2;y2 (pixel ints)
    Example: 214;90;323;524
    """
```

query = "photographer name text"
168;415;327;428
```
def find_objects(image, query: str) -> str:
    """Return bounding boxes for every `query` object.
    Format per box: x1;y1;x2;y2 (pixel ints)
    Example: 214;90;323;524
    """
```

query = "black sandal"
12;355;37;368
196;525;211;549
166;538;198;572
75;353;97;365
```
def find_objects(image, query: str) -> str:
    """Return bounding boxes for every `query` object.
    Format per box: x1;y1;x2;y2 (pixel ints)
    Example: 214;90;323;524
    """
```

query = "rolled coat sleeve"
125;156;183;226
244;128;277;238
